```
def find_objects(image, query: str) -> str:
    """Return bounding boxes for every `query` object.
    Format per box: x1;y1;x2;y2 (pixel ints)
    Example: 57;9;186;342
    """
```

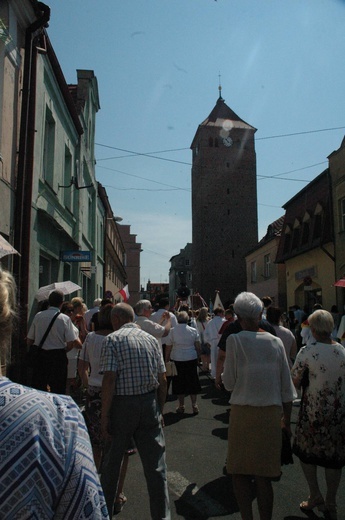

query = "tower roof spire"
218;72;223;100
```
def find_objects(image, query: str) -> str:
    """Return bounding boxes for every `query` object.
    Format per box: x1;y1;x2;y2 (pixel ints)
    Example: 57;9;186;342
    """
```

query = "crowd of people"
0;267;345;520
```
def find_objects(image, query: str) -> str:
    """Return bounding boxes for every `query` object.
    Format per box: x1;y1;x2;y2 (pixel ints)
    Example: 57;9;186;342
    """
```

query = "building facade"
140;281;170;307
98;183;127;301
0;2;107;378
169;243;192;307
329;136;345;311
118;224;141;306
276;170;335;313
0;0;43;273
190;91;258;304
246;216;287;309
23;55;101;324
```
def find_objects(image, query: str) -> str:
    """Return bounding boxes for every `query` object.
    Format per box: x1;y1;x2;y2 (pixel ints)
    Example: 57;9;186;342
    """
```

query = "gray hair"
233;292;263;321
308;309;334;338
111;303;134;323
177;311;189;324
134;299;152;316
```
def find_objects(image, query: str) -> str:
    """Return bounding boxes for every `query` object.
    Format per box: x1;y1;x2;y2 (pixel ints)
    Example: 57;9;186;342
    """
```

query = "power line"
98;159;324;193
256;126;345;141
97;165;190;191
258;161;327;183
95;144;190;165
95;125;345;165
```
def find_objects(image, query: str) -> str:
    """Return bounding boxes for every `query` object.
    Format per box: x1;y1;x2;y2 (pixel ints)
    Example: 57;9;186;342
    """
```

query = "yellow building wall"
285;244;336;312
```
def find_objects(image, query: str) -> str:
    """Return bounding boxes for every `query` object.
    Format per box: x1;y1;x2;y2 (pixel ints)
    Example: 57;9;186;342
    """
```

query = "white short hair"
233;292;263;320
134;299;151;316
308;309;334;337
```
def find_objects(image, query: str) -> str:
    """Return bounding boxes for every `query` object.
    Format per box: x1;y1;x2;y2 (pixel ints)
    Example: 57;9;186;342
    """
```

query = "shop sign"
61;251;91;262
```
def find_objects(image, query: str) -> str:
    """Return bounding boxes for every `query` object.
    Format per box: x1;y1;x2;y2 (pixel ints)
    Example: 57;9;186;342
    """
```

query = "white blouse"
222;330;296;406
166;324;200;362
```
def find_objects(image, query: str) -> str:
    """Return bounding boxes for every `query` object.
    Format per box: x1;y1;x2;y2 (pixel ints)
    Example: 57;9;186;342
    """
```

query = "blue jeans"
101;391;170;520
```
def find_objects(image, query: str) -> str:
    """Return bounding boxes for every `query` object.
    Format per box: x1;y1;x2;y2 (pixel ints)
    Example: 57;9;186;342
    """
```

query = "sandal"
192;404;199;415
113;492;127;514
300;496;325;513
176;405;185;414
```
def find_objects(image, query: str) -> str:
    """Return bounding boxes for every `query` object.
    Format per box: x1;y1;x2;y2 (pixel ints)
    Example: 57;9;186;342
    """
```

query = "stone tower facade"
191;93;258;305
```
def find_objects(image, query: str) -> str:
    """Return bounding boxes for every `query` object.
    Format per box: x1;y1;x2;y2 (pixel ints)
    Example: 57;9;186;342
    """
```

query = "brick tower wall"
192;127;258;304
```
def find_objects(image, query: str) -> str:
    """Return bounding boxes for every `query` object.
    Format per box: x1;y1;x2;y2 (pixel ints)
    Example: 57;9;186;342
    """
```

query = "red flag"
119;285;130;302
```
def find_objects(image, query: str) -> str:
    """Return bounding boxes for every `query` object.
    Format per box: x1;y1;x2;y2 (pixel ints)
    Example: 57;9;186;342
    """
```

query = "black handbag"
28;312;60;366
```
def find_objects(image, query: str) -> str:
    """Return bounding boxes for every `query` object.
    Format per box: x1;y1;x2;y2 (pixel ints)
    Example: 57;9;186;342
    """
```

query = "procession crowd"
0;266;345;520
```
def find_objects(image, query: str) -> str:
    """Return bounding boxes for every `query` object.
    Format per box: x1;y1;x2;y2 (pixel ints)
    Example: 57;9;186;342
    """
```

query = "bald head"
111;303;135;330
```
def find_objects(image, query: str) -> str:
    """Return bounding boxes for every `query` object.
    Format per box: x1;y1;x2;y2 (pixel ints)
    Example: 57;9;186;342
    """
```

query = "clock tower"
190;90;258;304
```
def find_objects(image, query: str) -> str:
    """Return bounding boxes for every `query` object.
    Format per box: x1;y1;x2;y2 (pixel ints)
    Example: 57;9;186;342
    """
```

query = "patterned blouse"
0;378;109;519
291;341;345;468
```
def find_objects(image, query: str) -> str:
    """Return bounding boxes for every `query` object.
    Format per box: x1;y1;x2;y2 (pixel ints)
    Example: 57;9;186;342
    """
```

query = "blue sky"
45;0;345;288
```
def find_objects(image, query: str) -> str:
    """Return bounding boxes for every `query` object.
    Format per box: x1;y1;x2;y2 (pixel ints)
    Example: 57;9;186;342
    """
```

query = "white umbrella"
35;281;81;301
0;235;20;259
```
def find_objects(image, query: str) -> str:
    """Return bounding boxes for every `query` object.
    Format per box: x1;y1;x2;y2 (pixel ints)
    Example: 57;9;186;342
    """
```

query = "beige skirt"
227;404;282;478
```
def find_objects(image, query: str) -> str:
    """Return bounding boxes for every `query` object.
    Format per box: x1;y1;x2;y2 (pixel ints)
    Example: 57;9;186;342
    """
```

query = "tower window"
215;138;219;147
208;137;213;147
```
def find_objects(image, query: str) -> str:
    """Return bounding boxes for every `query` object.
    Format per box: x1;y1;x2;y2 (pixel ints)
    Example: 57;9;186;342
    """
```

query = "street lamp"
107;216;123;222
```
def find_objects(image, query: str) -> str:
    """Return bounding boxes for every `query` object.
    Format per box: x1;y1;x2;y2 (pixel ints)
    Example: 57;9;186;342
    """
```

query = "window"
301;221;310;245
208;137;213;147
64;147;72;210
251;261;257;283
43;107;55;186
313;215;322;240
301;212;310;245
292;227;300;249
340;198;345;231
283;225;291;254
313;203;323;240
264;254;271;278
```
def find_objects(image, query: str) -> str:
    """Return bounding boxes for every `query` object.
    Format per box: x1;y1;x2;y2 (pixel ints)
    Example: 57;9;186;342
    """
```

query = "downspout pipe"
12;2;50;369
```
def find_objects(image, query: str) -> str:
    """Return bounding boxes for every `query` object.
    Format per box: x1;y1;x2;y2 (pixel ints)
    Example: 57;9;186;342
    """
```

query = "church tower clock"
190;88;258;304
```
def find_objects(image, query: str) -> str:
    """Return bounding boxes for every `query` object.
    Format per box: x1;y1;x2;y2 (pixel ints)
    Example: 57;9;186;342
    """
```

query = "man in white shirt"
27;290;79;394
134;299;172;340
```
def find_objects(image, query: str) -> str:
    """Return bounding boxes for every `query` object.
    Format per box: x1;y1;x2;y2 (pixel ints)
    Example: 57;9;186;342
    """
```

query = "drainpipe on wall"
12;2;50;373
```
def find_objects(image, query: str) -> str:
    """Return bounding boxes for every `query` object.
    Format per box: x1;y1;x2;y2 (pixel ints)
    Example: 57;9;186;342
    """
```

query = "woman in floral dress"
291;310;345;520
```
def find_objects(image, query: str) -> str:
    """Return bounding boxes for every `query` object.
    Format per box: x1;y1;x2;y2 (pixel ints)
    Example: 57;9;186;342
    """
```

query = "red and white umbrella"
334;279;345;288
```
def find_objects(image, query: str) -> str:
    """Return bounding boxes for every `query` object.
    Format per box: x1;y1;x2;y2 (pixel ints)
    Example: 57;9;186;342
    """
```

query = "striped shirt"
99;323;166;395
